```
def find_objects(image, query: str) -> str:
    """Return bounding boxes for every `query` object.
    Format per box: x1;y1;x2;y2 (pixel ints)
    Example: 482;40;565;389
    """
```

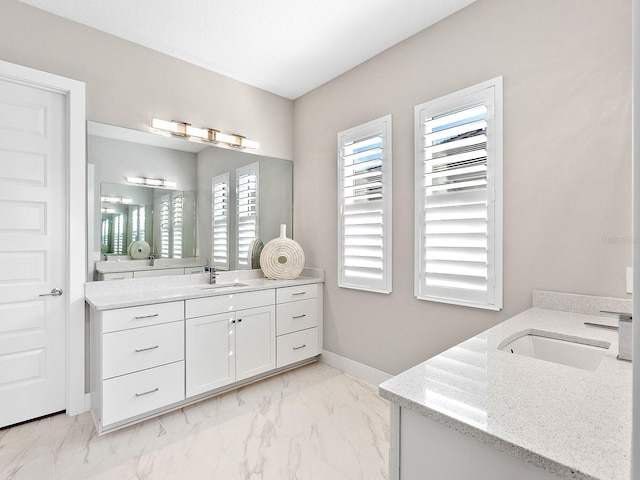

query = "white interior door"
0;78;67;428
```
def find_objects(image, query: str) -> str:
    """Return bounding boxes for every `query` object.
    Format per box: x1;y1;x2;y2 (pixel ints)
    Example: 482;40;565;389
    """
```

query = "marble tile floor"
0;363;390;480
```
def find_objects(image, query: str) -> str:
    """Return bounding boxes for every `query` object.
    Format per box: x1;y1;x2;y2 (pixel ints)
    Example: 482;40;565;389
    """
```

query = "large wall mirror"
88;121;293;275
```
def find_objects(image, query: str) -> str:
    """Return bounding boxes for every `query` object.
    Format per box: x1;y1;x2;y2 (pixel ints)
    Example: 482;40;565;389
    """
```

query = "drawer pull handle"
134;313;159;319
134;345;159;353
292;314;307;319
293;344;307;350
135;387;159;397
292;292;307;296
111;276;125;280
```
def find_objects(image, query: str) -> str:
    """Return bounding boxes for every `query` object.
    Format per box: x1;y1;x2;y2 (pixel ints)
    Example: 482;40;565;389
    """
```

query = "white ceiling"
19;0;475;100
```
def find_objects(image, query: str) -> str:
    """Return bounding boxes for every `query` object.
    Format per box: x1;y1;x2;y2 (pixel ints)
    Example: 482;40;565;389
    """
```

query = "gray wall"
0;0;293;161
293;0;632;374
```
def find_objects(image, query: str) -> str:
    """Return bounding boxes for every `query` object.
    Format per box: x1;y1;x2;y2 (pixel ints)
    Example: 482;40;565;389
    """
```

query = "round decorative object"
129;240;151;260
248;237;264;269
259;224;304;280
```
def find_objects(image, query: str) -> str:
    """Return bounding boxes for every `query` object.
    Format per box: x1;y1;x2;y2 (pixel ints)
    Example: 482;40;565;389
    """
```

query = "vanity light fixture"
151;118;187;136
126;176;177;189
101;195;133;204
151;118;259;150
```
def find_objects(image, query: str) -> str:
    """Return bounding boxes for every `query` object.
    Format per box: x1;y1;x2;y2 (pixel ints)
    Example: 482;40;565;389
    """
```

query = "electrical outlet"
626;267;633;294
93;251;102;262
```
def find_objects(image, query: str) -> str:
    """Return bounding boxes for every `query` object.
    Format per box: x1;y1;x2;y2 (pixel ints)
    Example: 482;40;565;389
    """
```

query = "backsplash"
532;290;631;316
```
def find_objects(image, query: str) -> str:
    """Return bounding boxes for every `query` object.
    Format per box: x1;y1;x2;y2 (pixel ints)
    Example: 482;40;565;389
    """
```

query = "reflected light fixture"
101;195;133;204
126;176;177;188
151;118;259;150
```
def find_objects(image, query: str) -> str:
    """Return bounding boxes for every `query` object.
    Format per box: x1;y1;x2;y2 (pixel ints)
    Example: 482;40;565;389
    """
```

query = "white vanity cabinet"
90;301;186;432
185;290;276;398
87;275;324;434
100;271;134;281
275;284;321;367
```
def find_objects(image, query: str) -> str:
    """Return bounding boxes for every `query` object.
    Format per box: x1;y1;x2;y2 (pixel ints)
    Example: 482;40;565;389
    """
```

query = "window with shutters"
337;115;392;293
160;194;170;258
212;173;230;270
236;162;259;269
172;194;183;258
159;192;183;258
131;205;146;242
415;77;503;310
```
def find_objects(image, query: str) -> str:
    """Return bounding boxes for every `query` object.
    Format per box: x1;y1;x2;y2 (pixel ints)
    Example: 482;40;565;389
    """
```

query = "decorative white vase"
259;224;305;280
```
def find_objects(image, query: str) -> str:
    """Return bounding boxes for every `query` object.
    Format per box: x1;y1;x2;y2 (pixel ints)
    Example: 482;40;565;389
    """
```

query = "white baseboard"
319;350;393;386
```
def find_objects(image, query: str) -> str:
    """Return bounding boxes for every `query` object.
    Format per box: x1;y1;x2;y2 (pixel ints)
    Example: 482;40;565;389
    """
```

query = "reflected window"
212;173;230;270
159;192;184;258
236;162;259;269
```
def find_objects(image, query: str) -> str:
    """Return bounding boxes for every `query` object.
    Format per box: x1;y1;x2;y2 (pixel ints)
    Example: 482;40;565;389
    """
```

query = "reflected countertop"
85;268;324;310
95;257;204;273
379;296;632;480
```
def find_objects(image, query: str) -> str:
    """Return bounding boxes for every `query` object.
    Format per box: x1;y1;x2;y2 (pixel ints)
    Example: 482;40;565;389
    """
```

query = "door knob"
39;288;63;297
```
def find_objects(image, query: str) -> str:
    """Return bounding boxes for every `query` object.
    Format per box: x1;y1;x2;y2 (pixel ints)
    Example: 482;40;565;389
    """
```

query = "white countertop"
85;268;324;310
95;258;204;274
379;301;632;479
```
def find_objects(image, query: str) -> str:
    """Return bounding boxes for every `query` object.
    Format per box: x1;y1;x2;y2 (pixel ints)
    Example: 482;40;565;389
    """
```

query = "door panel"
235;305;276;381
0;79;67;428
185;313;235;397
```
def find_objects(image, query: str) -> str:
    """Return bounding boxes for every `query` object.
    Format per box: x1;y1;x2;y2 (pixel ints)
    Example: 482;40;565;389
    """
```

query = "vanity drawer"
102;301;184;333
276;298;318;336
276;284;319;304
101;272;134;281
133;268;184;278
184;266;204;275
101;360;184;427
102;321;184;379
186;289;274;318
277;327;319;368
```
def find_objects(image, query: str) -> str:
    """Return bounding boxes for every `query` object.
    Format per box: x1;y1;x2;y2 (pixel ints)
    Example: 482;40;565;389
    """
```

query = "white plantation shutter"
160;194;170;258
138;205;146;242
212;173;230;270
415;77;502;310
172;194;183;258
338;115;392;293
114;214;124;254
237;163;259;269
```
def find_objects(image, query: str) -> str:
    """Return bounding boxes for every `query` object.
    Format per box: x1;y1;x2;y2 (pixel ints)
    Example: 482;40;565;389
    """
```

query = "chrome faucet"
205;266;218;284
598;310;632;362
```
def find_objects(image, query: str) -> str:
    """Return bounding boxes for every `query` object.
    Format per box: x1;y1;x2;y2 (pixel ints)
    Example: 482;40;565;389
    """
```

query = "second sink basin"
498;330;610;371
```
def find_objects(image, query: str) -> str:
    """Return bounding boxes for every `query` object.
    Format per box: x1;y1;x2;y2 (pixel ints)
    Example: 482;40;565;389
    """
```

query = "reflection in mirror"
88;121;292;274
100;182;196;258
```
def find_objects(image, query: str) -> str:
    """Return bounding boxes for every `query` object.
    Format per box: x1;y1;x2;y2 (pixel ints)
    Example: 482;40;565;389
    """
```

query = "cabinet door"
235;305;276;382
185;313;235;397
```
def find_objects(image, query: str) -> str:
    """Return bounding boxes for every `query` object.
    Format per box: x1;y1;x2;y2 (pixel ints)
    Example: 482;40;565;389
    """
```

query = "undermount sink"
197;282;248;291
498;330;610;371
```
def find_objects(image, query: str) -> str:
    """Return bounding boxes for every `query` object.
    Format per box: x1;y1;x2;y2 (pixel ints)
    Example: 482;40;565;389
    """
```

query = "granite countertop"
379;292;632;480
85;268;324;310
